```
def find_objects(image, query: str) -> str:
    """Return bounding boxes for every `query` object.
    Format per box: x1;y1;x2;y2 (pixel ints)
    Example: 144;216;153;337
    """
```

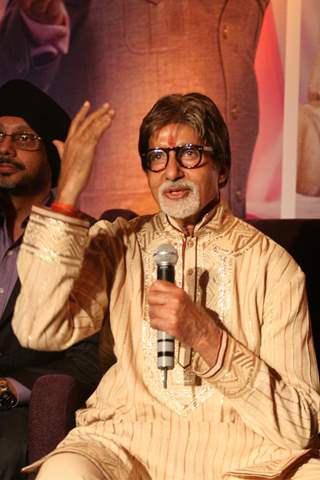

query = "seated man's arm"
192;250;320;450
12;206;119;352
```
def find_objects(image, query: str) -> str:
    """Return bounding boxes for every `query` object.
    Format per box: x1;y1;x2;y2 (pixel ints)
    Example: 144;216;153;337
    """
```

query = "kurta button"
222;24;229;39
0;288;4;294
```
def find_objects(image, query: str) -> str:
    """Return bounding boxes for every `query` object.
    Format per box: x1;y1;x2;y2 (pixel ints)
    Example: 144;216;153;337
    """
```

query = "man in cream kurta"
13;93;320;479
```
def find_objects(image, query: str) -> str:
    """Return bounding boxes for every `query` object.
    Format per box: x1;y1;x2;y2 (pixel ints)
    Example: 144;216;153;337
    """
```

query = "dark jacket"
0;279;101;389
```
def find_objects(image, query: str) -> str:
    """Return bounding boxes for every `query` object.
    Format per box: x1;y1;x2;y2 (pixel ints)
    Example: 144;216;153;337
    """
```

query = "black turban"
0;79;71;187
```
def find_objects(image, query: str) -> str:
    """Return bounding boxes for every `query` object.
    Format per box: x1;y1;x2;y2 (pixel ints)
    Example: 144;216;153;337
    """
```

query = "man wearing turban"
0;79;101;480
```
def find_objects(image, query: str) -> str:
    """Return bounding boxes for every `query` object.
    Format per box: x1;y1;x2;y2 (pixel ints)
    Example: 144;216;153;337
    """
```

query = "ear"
218;169;228;187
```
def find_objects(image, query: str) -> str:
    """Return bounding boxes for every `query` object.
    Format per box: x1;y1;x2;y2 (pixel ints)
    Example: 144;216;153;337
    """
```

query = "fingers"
80;103;115;139
148;281;179;302
88;105;115;142
67;101;115;142
149;279;176;293
52;101;115;206
67;101;91;137
148;282;185;319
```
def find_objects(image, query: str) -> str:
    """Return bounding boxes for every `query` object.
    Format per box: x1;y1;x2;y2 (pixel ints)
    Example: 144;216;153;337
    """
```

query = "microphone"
153;243;178;388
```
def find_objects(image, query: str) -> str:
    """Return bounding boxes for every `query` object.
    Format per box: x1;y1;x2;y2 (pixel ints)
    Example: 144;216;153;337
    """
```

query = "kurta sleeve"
12;206;117;351
193;247;320;450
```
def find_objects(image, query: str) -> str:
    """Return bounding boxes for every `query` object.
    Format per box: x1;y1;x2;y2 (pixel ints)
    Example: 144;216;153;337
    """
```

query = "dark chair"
27;374;94;479
26;218;320;477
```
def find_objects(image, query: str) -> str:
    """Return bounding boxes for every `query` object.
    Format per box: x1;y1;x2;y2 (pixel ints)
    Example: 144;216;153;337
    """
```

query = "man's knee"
36;453;107;480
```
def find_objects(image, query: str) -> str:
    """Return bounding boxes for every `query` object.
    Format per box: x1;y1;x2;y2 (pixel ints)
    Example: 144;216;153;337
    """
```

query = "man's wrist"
192;310;224;367
51;201;80;218
195;327;223;366
192;331;228;378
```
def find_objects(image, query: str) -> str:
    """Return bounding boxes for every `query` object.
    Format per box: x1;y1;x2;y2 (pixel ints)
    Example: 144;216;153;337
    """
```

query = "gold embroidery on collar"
137;219;233;416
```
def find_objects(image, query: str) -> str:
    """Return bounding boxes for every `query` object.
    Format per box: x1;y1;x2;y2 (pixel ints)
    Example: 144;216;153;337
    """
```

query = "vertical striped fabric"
13;204;320;479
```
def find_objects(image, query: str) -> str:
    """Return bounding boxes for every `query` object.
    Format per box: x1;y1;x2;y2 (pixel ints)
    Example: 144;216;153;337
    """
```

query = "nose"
164;151;184;181
0;135;16;155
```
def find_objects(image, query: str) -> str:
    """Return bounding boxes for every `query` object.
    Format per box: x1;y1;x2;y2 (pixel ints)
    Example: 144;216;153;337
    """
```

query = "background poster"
248;0;320;218
1;0;319;219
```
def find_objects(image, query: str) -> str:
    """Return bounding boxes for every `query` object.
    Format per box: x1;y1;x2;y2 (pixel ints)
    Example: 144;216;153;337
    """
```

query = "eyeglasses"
0;131;42;151
143;144;214;172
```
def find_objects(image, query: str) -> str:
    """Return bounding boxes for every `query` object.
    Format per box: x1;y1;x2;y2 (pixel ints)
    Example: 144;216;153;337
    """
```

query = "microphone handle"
157;264;174;283
157;264;175;388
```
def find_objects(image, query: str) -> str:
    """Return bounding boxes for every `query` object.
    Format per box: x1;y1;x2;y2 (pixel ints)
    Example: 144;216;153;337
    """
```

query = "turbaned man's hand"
53;101;115;206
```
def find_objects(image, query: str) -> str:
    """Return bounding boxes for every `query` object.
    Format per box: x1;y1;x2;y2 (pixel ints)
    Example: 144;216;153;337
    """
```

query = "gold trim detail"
137;212;233;416
21;210;88;267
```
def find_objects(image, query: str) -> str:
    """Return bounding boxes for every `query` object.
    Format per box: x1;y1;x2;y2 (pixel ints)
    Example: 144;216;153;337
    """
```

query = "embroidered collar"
157;203;235;238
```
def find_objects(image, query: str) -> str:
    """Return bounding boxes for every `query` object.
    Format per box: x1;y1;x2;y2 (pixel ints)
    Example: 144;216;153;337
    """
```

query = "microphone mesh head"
154;244;178;266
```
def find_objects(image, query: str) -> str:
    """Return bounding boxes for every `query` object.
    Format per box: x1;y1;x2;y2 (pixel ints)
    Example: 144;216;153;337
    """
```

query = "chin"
159;196;200;219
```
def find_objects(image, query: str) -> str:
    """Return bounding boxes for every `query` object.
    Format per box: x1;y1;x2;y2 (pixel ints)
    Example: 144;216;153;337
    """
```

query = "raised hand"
148;280;223;368
54;101;115;206
18;0;66;25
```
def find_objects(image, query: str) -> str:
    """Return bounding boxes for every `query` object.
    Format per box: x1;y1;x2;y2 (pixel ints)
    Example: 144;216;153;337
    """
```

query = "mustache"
159;179;196;194
0;156;25;170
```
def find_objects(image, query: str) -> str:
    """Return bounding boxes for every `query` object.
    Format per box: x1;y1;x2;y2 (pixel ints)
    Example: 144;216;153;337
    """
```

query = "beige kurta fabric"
13;204;320;479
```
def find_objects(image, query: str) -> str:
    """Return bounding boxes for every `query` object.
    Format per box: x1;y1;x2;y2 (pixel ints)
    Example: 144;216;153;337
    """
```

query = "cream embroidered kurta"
13;204;320;479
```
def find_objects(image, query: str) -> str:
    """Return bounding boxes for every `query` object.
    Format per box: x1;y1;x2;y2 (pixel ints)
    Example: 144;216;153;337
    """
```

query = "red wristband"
50;202;80;218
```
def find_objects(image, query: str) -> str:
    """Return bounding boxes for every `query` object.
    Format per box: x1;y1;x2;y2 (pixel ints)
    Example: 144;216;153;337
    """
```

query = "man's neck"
3;187;51;241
